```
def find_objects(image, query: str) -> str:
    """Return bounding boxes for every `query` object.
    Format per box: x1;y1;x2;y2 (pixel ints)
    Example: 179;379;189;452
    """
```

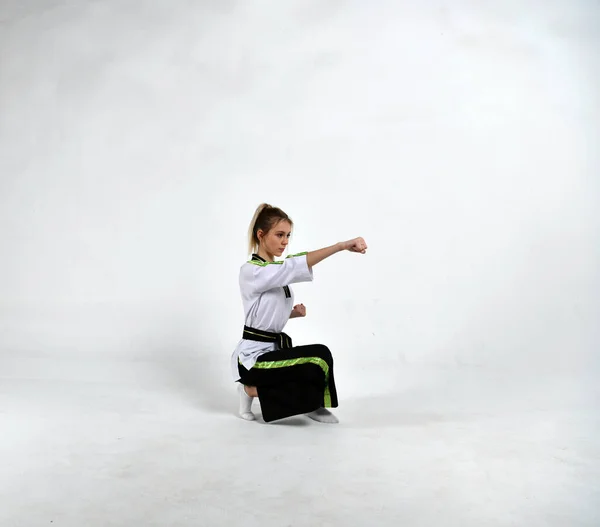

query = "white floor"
1;0;599;525
1;361;598;526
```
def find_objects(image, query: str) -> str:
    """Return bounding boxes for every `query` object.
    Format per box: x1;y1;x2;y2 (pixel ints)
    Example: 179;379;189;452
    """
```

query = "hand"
341;237;367;254
290;303;306;318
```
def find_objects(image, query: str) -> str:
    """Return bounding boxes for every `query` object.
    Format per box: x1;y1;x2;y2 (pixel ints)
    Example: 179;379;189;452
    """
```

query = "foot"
306;408;339;423
238;384;255;421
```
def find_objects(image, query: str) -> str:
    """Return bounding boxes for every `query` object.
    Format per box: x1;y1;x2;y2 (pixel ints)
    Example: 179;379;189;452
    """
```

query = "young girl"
230;203;367;423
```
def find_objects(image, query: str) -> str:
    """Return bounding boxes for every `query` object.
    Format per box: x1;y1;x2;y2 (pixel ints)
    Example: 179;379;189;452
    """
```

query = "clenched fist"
290;303;306;318
341;237;367;254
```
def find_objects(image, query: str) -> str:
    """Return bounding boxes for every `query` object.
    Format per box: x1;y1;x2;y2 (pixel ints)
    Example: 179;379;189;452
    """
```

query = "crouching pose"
230;203;367;423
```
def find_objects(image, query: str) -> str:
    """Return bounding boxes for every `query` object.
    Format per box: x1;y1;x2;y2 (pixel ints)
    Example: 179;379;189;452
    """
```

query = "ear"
256;229;264;242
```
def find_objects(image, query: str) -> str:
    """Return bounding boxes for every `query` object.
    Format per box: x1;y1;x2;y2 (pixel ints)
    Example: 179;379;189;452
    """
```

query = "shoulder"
241;252;307;270
246;260;283;268
239;261;280;282
287;251;307;259
239;252;309;282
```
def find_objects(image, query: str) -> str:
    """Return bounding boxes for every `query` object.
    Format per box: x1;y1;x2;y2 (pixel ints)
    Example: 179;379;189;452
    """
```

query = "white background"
1;1;599;525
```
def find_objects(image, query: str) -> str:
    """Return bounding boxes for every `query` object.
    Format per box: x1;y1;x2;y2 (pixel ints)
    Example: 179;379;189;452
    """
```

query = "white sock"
306;408;339;424
238;384;255;421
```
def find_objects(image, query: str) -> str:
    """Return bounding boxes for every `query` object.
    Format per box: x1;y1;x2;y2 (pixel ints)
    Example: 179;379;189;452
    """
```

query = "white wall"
1;1;598;403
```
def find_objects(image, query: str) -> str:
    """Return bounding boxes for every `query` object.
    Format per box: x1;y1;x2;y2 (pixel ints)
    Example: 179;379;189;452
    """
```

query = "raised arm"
243;237;368;295
306;237;367;269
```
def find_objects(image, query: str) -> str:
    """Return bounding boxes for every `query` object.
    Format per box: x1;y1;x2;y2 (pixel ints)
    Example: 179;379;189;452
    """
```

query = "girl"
230;203;367;423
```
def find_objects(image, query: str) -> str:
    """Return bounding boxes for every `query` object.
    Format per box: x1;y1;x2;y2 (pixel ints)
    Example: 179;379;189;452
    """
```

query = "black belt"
243;325;293;349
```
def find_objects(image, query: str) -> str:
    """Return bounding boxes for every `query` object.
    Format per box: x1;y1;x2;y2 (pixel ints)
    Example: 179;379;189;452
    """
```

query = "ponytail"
247;203;271;255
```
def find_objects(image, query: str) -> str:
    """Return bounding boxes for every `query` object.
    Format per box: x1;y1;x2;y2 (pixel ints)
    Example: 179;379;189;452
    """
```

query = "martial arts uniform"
230;252;338;422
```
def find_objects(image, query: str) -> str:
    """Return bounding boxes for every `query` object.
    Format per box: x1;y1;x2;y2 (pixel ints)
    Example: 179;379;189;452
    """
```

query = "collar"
251;253;267;263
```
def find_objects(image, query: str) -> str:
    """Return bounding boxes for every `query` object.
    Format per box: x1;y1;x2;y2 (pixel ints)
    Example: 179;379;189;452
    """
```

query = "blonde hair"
247;203;293;255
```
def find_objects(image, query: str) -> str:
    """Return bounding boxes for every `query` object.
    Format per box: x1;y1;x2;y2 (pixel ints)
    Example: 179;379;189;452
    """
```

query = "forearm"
306;242;343;269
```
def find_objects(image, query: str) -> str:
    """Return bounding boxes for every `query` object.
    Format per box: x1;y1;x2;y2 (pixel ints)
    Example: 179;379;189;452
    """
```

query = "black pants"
238;344;338;423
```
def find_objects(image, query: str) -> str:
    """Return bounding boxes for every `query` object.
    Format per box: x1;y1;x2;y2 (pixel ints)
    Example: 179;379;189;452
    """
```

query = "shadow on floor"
140;334;234;416
338;392;485;429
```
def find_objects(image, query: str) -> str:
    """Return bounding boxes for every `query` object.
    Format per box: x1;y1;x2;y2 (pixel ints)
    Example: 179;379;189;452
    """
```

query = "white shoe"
238;384;256;421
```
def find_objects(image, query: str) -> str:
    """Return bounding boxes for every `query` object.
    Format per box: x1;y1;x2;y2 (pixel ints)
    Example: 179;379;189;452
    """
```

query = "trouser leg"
239;343;338;422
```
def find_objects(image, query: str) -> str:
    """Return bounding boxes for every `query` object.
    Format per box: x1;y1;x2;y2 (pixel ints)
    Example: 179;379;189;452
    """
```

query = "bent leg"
240;344;338;422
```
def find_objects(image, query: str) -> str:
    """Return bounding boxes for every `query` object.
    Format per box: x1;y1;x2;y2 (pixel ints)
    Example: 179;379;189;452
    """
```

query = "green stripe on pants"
253;356;332;407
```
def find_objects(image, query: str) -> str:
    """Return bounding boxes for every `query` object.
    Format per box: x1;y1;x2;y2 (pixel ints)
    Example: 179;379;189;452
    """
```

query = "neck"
256;248;275;262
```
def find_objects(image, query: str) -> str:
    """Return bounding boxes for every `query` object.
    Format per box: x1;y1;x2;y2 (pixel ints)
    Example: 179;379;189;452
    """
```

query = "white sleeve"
241;253;313;294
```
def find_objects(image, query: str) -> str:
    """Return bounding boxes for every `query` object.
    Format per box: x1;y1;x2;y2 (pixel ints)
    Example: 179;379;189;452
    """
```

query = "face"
258;220;292;259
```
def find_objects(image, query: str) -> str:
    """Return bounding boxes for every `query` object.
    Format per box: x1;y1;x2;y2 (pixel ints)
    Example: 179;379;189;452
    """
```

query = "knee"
314;344;333;362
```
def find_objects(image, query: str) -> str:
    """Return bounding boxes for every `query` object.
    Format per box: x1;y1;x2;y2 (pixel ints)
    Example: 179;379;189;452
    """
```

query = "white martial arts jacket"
230;252;313;381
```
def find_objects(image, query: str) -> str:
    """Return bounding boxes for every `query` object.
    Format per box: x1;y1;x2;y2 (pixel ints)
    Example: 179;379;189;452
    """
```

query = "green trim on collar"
247;251;307;266
248;259;283;267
